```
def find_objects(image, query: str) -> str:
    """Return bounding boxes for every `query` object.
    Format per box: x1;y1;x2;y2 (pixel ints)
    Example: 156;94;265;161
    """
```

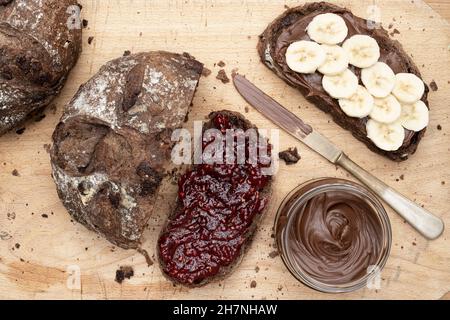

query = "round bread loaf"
50;51;203;249
0;0;82;135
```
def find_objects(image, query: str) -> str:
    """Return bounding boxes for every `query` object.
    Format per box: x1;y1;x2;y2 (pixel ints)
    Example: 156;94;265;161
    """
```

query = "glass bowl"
274;177;392;293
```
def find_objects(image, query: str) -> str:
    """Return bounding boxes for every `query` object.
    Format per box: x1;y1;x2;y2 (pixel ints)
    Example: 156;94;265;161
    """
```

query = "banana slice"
285;40;326;74
392;73;425;104
400;100;429;132
306;13;348;45
342;35;380;68
370;95;402;124
322;69;358;99
366;119;405;151
338;85;374;118
361;62;396;98
318;45;349;75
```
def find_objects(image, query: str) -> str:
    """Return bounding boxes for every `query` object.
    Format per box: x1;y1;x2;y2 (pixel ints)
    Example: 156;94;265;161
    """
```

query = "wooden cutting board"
0;0;449;300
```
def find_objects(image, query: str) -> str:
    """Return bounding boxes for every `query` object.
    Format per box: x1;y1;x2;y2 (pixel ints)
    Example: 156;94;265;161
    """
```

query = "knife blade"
233;74;343;163
233;74;444;240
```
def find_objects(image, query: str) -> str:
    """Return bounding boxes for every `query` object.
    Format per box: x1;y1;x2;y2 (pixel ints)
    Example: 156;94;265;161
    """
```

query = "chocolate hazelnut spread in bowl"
275;178;391;293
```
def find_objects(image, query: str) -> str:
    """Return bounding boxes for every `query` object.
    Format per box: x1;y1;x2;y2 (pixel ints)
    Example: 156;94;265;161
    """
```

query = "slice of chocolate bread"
158;110;273;286
50;51;203;249
258;2;428;161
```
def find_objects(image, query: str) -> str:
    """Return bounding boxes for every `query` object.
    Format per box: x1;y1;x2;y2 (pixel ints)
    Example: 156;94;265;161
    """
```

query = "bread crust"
258;2;428;161
50;51;203;249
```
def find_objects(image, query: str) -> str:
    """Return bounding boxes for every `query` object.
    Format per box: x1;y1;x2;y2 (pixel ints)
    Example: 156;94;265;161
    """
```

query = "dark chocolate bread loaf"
0;0;82;135
50;51;203;249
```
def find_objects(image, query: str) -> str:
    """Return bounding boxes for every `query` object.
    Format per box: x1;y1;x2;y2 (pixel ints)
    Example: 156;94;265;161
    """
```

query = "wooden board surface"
0;0;449;300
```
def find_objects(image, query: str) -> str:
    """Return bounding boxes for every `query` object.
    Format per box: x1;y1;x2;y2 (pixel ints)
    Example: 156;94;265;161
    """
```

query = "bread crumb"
87;36;94;45
15;128;25;135
115;266;134;284
429;80;438;91
11;169;19;176
201;67;212;77
250;280;257;288
216;69;230;84
278;147;301;164
217;60;226;67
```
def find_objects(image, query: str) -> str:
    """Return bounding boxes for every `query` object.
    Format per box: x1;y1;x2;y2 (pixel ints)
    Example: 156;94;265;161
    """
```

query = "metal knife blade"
233;74;342;163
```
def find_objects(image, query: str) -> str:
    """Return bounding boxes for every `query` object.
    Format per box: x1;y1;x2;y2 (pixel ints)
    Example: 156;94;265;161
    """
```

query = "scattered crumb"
49;104;57;114
7;212;15;220
244;106;249;113
123;50;131;57
412;242;417;246
87;36;94;45
231;68;239;78
429;80;438;92
41;214;48;218
15;128;25;135
437;124;442;131
137;248;154;267
278;147;301;165
34;114;46;122
255;266;260;273
389;29;400;36
15;243;20;249
217;60;226;67
82;19;88;28
268;250;279;259
388;23;394;29
399;174;404;180
115;266;134;284
284;4;290;9
0;231;12;240
441;181;445;185
201;67;212;77
250;280;257;288
11;169;19;176
43;144;51;154
216;69;230;84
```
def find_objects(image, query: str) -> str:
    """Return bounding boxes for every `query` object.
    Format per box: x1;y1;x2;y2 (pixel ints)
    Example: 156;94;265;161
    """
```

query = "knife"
233;74;444;240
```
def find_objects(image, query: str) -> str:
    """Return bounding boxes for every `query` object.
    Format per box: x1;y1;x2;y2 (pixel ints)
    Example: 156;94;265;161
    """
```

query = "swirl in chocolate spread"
271;8;421;147
281;184;384;285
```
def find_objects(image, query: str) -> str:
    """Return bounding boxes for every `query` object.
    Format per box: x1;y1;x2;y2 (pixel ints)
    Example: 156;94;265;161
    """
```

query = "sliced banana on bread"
258;2;429;160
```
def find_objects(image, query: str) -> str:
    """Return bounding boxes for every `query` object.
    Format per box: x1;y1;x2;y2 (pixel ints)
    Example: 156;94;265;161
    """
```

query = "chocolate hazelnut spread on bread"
258;2;428;161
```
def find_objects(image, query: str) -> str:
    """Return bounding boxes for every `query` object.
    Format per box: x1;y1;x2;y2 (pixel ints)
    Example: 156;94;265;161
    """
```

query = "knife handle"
336;153;444;240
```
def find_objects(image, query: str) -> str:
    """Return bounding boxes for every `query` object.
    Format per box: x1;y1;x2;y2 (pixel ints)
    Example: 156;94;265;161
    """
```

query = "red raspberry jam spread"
158;112;271;285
